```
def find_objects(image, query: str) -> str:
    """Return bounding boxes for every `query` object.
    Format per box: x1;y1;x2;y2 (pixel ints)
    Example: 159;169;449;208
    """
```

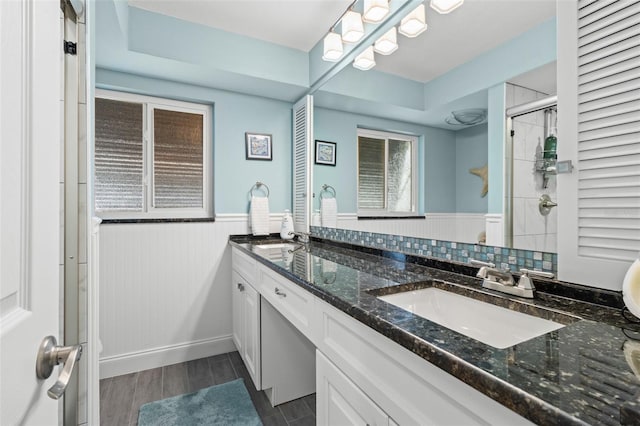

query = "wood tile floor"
100;351;316;426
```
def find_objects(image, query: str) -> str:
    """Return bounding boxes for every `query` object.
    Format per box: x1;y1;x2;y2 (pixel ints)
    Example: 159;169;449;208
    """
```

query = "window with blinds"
357;129;417;216
94;91;212;219
576;0;640;261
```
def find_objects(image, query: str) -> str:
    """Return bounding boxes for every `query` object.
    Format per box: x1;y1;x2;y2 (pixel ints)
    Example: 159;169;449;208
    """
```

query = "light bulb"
322;32;343;62
374;27;398;55
430;0;464;14
363;0;389;23
341;10;364;43
399;4;427;38
353;46;376;71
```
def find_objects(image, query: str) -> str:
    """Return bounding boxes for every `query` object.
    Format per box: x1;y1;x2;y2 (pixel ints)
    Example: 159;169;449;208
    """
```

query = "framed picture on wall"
245;132;272;161
315;140;336;166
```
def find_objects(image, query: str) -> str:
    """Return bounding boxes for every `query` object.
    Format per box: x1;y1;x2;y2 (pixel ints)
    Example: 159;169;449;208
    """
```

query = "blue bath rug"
138;378;262;426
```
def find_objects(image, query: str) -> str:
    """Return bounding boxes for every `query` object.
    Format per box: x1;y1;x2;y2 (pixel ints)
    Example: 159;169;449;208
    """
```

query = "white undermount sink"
252;242;301;261
378;288;565;349
253;243;300;250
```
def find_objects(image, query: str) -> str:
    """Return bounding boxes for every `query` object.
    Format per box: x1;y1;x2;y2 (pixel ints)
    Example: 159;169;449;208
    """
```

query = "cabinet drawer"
232;247;256;283
260;266;313;337
316;351;389;426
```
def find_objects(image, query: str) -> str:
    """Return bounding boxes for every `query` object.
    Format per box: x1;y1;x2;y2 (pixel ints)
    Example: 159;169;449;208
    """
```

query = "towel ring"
320;184;336;200
250;181;270;198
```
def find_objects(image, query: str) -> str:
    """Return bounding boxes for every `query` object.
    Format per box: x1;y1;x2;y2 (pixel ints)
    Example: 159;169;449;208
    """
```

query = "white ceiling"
129;0;556;84
128;0;354;52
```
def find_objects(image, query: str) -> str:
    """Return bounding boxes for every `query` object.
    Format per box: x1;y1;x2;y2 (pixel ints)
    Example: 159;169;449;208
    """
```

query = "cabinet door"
243;283;261;390
231;270;244;353
317;351;388;426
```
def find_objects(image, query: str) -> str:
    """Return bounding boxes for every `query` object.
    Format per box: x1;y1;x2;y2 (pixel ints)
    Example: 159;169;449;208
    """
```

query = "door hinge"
510;129;515;137
63;41;77;55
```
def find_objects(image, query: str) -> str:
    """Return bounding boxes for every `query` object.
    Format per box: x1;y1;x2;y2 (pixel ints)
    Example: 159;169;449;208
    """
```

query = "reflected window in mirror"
357;129;418;217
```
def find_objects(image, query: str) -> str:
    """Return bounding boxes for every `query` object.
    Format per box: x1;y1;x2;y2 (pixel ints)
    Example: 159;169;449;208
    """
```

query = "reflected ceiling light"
374;27;398;55
353;46;376;70
398;4;427;38
322;32;344;61
445;109;487;126
363;0;389;23
430;0;464;14
342;10;365;43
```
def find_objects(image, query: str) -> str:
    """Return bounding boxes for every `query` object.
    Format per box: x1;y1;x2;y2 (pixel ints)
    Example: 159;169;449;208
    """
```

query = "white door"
231;270;244;353
1;0;63;424
242;282;261;389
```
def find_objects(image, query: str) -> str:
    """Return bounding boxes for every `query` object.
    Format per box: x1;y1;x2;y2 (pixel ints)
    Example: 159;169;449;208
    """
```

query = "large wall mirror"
311;0;558;255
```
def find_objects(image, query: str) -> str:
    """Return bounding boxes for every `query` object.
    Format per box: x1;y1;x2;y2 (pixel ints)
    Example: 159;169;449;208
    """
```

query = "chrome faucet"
470;259;555;298
288;231;310;243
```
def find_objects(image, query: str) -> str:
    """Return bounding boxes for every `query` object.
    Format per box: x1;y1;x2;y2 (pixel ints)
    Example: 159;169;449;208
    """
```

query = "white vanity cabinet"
232;246;534;424
231;250;261;390
231;247;315;404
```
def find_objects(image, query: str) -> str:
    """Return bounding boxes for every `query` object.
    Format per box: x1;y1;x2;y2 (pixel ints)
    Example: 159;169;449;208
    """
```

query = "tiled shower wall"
507;83;558;253
312;226;557;274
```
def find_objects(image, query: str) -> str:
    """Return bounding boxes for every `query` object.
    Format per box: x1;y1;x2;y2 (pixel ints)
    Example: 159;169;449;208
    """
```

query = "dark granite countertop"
229;236;640;425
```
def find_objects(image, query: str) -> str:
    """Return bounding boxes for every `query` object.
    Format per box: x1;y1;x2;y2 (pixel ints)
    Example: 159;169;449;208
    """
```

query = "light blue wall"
127;7;308;87
455;124;489;213
487;84;506;214
422;18;556;110
313;107;456;214
96;69;293;214
319;67;425;111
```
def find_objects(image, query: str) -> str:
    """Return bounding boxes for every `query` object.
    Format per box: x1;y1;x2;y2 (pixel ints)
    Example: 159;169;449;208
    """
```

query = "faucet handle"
518;269;554;290
470;259;496;279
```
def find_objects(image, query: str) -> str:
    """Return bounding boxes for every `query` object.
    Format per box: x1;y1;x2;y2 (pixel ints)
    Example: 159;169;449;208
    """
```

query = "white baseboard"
99;335;236;379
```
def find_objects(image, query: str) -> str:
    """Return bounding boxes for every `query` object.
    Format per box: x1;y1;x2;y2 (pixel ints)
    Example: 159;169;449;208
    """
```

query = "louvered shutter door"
557;0;640;289
292;95;313;232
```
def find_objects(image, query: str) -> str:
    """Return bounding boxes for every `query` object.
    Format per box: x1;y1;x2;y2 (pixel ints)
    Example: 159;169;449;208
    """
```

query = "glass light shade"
430;0;464;14
353;46;376;70
374;27;398;55
341;10;365;43
322;32;343;62
398;4;427;38
363;0;389;23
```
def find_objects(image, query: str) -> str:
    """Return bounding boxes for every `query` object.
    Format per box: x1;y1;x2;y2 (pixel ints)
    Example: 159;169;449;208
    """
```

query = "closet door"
292;95;314;233
557;0;640;288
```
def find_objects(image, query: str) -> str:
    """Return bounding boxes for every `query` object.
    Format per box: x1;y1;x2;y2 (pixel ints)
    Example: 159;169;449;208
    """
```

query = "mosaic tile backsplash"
311;226;558;274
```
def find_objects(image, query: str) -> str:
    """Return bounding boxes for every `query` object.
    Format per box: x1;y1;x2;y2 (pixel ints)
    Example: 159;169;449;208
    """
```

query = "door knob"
35;335;83;399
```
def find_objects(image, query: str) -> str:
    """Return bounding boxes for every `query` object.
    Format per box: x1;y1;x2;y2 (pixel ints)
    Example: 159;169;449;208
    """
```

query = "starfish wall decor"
469;164;488;197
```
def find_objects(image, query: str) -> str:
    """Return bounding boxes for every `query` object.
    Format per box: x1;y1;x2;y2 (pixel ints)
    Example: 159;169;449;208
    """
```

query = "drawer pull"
237;283;245;292
275;287;287;297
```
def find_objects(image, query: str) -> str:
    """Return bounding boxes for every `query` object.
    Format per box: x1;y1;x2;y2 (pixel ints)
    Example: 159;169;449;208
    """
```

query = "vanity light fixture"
363;0;390;23
322;31;344;61
374;27;398;55
398;4;427;38
430;0;464;14
342;10;365;43
353;46;376;70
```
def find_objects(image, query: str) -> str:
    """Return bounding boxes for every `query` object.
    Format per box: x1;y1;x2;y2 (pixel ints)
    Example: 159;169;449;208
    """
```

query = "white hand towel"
250;196;270;236
321;197;337;228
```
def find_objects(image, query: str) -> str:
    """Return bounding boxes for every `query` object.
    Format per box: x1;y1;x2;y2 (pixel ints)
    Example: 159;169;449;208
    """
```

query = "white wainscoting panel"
485;214;504;247
322;213;486;244
98;214;283;378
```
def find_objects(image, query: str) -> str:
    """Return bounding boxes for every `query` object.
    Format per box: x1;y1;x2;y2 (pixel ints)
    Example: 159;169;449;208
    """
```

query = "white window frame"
95;89;212;220
357;128;418;217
